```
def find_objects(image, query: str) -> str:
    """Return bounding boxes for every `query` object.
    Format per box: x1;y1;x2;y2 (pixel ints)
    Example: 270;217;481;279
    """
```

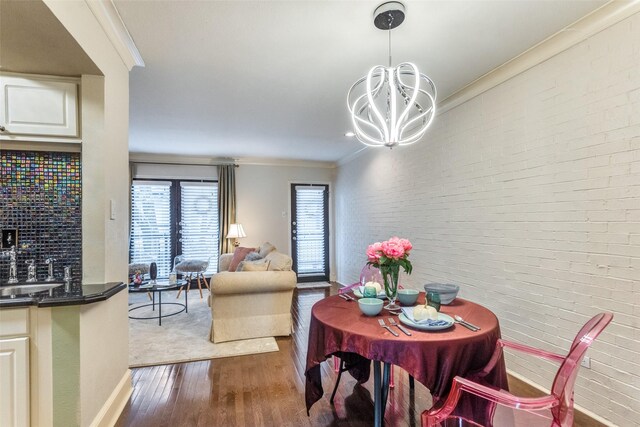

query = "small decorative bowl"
397;289;419;306
423;283;460;305
358;298;384;316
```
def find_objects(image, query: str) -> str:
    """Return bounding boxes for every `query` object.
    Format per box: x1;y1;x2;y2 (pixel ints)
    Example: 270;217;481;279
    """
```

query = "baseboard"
89;369;133;427
507;370;612;427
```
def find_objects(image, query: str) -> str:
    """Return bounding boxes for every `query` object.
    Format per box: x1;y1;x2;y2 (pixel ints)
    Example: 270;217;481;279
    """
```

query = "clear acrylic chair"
422;312;613;427
174;255;211;299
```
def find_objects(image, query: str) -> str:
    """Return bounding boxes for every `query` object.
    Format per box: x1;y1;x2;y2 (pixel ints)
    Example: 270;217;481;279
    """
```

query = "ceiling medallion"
347;1;437;148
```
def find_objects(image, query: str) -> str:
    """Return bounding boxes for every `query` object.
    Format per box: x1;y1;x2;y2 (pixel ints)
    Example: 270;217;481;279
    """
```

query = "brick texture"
335;13;640;426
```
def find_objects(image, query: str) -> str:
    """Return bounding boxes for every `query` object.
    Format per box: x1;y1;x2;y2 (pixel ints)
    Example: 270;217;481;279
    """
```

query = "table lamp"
226;223;247;247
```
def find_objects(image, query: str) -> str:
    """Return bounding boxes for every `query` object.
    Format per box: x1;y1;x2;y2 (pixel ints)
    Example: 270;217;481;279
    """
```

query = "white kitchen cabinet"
0;337;30;427
0;73;79;139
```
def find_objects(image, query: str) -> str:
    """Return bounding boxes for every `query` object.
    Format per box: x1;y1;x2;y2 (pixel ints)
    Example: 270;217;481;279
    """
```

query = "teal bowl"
397;289;419;306
358;298;384;316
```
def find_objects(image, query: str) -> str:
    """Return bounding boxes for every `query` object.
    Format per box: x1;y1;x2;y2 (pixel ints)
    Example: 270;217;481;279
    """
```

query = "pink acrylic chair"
422;312;613;427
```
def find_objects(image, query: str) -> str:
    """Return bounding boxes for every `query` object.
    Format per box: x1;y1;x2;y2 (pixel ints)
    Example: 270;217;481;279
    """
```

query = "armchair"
422;312;613;427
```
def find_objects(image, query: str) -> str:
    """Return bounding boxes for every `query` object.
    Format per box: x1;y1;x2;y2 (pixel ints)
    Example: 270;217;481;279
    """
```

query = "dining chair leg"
196;274;203;299
330;358;346;404
200;273;210;291
409;374;414;390
390;365;395;388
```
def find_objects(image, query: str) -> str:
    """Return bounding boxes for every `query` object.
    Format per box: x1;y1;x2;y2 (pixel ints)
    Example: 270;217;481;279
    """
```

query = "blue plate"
398;312;454;331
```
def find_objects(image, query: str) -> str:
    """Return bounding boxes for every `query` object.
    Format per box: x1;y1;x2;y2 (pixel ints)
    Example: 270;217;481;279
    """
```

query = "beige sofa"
209;247;297;343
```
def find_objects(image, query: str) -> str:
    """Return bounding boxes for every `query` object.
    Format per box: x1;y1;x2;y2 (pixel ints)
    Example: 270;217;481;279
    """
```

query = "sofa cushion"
258;242;277;258
265;251;292;271
238;260;270;272
228;247;256;272
244;251;263;261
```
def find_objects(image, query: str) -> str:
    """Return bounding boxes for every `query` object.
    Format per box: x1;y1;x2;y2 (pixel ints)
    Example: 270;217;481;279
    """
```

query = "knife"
344;293;357;301
455;320;478;331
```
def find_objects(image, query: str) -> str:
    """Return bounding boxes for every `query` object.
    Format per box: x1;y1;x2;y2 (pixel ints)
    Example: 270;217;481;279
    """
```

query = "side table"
128;282;187;326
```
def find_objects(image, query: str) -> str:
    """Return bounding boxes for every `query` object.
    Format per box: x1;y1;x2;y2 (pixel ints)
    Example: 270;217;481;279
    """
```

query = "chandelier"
347;2;437;148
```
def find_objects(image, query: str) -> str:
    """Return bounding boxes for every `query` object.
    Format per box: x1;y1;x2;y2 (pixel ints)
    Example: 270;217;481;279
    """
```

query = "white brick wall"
335;12;640;426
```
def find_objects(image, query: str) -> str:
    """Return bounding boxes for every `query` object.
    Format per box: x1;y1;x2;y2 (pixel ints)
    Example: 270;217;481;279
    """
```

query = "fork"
387;317;412;336
378;318;399;337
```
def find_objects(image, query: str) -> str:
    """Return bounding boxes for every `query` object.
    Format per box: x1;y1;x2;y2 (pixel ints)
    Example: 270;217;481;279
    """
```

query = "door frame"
290;183;330;282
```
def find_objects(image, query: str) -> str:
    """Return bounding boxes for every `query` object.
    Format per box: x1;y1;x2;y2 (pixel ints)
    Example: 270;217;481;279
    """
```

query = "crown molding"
85;0;145;70
438;0;640;114
129;153;336;169
337;146;368;167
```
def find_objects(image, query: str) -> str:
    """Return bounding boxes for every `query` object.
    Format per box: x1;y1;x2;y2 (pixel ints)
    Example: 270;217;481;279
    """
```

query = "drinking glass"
426;291;441;311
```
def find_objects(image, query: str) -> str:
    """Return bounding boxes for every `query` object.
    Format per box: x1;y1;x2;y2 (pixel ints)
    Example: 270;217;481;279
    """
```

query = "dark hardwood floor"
116;285;433;426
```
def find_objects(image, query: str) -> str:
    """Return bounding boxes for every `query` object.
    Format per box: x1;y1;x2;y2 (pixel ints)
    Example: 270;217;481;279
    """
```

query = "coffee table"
128;282;188;326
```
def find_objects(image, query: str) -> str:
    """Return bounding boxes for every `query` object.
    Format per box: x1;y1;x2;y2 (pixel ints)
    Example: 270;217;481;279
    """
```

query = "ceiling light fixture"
347;2;437;148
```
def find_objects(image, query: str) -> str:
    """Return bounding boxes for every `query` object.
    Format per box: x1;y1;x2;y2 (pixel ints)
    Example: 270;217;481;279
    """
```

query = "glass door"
291;184;329;282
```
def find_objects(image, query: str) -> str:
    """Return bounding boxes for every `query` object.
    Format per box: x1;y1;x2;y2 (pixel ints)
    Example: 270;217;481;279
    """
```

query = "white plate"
353;289;387;299
398;312;455;331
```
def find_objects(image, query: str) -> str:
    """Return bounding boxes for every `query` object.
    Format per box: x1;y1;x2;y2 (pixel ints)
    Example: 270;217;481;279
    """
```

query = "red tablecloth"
305;294;508;413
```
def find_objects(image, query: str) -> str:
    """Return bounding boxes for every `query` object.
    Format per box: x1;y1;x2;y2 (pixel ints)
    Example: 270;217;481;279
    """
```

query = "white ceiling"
115;0;607;163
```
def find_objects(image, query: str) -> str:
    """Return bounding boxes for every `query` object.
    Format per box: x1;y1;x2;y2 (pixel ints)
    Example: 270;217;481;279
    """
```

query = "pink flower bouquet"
366;237;413;309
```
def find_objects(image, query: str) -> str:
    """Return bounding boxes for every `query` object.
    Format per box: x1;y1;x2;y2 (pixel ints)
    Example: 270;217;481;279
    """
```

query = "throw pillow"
239;260;270;272
228;246;256;272
236;258;269;272
244;251;263;261
258;242;277;258
265;251;292;271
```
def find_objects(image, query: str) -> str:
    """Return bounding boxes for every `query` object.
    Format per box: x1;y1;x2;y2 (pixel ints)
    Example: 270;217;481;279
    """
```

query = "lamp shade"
226;223;247;239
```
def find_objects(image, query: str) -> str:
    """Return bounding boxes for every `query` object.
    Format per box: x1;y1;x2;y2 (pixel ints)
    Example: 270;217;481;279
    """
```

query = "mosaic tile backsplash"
0;151;82;283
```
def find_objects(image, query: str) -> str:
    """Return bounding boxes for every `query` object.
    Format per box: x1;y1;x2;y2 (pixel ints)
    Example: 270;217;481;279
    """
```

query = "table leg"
185;287;188;313
152;292;156;311
373;361;391;427
159;291;162;326
382;363;391;410
373;361;382;427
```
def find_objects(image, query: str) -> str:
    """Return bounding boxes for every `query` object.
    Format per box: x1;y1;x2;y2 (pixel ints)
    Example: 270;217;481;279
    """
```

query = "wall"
0;151;82;283
236;163;336;279
335;12;640;426
42;1;132;426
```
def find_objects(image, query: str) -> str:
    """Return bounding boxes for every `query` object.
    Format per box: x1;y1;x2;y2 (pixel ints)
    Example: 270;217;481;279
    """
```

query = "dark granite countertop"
0;281;127;308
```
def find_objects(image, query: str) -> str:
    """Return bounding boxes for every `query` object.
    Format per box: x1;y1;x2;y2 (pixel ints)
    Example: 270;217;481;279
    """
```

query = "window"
291;184;329;282
130;180;218;278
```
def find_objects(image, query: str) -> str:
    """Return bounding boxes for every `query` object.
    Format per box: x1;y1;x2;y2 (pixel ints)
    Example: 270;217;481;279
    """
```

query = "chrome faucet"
1;246;19;284
45;257;57;282
25;259;37;282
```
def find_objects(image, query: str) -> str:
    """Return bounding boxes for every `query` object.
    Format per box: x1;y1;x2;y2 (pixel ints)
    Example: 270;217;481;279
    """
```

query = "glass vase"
381;264;401;311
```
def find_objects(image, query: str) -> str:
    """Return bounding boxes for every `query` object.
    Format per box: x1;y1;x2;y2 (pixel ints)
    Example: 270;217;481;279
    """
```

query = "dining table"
304;292;508;426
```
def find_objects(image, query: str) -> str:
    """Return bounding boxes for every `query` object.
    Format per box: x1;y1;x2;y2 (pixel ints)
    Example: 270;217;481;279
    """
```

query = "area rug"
128;290;279;368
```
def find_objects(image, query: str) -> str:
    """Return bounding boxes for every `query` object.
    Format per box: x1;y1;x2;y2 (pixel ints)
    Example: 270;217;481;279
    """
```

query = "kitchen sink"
0;282;65;297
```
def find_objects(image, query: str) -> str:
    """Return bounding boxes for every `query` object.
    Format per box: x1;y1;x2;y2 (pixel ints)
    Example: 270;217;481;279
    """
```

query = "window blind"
295;186;327;276
180;182;219;275
130;181;173;278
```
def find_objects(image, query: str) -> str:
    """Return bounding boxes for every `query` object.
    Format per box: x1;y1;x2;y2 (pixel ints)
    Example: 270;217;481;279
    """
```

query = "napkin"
401;307;450;326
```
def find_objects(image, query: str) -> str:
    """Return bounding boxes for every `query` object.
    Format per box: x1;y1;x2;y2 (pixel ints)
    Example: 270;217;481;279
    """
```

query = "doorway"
290;184;329;282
